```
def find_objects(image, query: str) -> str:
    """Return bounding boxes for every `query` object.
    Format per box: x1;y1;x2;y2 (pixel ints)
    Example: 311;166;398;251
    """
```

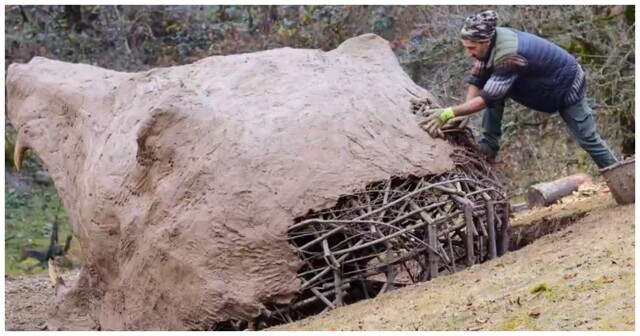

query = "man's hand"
443;115;471;130
418;107;456;138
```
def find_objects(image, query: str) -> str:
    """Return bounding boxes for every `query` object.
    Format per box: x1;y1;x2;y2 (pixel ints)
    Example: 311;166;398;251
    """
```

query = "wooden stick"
433;185;465;196
378;254;397;295
322;239;344;307
377;181;391;221
409;200;434;224
437;242;453;272
476;217;488;237
352;262;369;299
499;204;510;256
483;194;497;260
310;287;336;309
447;232;457;272
465;204;475;266
333;269;343;307
300;239;365;289
299;226;343;250
478;235;484;263
401;260;416;283
428;222;438;279
293;283;351;310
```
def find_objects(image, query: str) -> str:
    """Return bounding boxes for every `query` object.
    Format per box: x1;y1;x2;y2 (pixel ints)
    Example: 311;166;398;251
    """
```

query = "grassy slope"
273;193;635;331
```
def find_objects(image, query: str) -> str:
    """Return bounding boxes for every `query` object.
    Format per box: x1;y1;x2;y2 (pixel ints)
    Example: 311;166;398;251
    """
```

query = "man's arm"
450;55;528;118
420;55;527;139
452;96;487;116
466;84;481;102
448;84;484;116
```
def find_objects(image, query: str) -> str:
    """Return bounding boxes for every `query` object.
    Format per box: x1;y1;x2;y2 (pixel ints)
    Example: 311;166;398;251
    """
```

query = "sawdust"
6;34;455;330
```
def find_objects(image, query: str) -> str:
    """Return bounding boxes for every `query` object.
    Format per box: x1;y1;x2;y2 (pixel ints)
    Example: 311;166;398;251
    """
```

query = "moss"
531;283;552;294
499;319;520;330
498;312;537;331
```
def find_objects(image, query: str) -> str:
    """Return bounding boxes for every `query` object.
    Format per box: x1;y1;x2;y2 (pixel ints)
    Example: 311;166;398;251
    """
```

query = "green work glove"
418;107;455;138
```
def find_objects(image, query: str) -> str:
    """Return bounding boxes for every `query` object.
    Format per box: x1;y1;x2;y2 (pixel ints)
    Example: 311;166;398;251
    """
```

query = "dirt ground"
4;271;78;331
4;193;635;331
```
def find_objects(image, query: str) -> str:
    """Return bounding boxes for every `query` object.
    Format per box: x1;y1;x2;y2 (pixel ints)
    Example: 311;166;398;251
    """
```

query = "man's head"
460;10;498;60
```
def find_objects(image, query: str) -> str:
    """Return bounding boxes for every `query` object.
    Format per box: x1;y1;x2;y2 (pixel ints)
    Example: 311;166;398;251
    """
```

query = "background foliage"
4;5;634;274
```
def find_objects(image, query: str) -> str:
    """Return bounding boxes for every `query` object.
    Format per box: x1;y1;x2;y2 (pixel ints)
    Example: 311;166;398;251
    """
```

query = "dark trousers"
479;97;618;169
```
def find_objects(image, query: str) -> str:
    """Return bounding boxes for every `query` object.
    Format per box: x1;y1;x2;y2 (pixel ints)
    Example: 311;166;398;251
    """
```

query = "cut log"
525;174;590;209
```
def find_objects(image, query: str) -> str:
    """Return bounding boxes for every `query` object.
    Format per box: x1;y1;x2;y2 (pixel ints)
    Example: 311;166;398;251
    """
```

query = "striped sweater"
467;27;585;112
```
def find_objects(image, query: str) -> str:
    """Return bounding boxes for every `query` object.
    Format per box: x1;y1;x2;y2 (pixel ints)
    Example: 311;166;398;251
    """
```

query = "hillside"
5;193;634;331
273;193;635;331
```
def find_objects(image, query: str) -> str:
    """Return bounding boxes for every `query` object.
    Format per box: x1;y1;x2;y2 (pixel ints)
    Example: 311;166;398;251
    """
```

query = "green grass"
5;183;75;275
531;283;552;294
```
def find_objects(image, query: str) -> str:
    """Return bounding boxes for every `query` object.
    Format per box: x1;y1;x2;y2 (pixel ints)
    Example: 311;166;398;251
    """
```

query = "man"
420;10;618;169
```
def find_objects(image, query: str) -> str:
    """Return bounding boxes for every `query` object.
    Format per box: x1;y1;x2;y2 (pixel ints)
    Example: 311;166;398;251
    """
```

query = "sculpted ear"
135;110;183;167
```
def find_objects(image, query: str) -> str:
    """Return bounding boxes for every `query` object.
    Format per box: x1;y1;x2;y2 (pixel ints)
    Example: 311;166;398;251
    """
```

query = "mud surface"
6;34;453;330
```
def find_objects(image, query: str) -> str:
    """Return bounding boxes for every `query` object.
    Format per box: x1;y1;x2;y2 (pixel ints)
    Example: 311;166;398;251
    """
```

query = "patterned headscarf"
461;10;498;41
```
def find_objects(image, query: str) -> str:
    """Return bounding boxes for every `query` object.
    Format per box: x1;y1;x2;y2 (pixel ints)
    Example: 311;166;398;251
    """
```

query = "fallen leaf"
602;276;615;283
467;325;483;331
475;318;488;324
516;297;522;306
529;311;541;318
564;273;578;280
593;317;602;321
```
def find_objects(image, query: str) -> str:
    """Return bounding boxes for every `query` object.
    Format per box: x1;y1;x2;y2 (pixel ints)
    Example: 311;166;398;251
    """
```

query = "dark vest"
487;27;580;112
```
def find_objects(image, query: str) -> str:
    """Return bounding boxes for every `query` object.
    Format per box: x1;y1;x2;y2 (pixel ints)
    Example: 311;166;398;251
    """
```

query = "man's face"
461;39;491;60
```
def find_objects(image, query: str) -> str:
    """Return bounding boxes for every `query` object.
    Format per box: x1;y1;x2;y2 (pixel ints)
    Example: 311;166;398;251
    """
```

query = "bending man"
421;10;617;169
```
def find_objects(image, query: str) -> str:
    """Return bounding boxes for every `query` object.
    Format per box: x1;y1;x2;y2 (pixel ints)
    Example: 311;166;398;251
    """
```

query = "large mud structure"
6;34;508;330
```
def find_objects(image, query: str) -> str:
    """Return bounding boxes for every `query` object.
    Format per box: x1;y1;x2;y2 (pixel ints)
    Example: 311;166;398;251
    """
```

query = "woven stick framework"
272;100;509;326
280;149;508;321
212;100;510;330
